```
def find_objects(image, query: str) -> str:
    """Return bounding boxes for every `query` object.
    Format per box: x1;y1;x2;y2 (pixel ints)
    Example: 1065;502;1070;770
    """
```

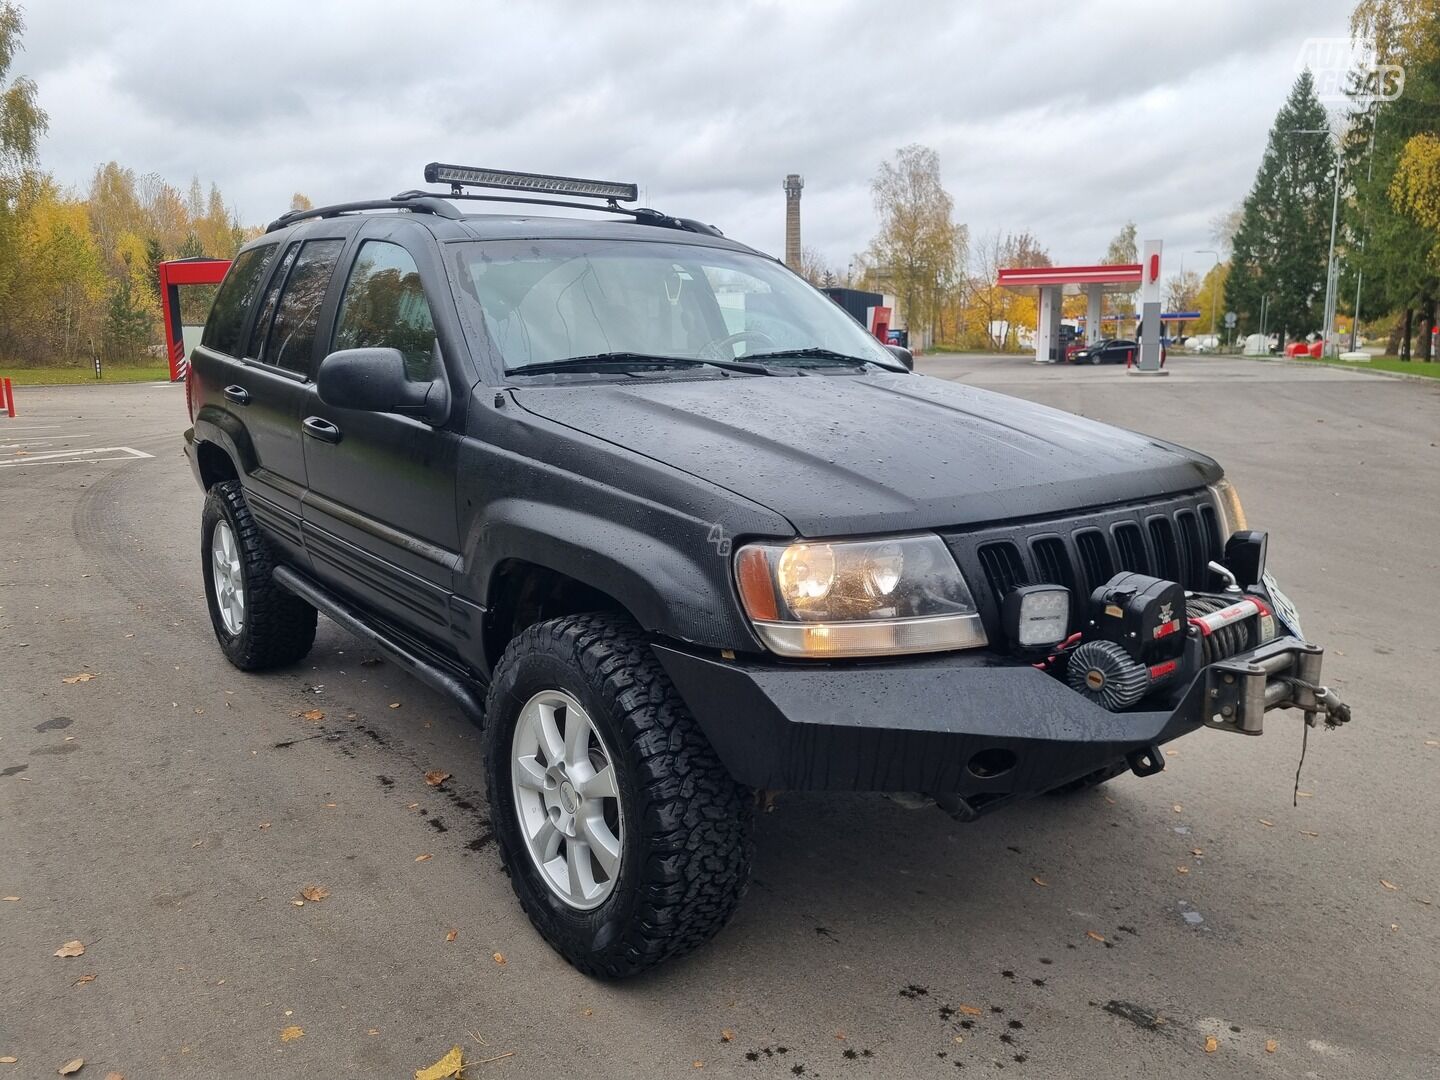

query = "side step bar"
272;565;487;724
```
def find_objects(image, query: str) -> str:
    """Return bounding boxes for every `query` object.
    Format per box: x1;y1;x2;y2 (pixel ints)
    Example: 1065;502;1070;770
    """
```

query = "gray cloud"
15;0;1352;272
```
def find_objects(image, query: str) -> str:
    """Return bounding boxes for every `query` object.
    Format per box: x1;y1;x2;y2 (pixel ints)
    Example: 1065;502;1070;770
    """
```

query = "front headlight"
1208;477;1248;539
734;533;987;658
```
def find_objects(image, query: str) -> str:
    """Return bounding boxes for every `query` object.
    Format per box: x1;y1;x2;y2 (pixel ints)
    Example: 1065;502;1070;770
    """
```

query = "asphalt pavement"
2;355;1437;1079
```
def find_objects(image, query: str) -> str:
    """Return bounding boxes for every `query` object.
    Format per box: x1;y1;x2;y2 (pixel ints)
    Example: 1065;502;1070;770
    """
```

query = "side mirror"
316;347;449;424
885;344;914;371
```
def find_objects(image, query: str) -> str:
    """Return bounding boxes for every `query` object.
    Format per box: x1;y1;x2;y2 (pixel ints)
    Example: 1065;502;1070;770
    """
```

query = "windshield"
449;239;899;372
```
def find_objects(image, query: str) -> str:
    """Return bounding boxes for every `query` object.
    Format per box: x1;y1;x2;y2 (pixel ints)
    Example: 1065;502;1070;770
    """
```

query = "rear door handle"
223;384;250;406
301;416;342;444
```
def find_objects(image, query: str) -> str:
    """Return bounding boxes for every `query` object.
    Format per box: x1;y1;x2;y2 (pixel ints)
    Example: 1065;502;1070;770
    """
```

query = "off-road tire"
483;613;754;979
201;480;316;670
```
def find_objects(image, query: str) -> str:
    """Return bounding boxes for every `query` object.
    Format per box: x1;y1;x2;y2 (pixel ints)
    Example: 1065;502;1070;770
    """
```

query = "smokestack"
783;174;804;271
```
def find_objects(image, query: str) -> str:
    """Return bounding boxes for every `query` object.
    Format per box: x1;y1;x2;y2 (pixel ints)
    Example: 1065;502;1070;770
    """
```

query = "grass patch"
1289;355;1440;379
0;365;173;386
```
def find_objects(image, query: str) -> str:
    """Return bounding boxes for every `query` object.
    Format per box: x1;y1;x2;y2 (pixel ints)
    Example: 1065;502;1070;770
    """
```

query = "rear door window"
263;239;345;376
201;244;278;357
245;242;300;360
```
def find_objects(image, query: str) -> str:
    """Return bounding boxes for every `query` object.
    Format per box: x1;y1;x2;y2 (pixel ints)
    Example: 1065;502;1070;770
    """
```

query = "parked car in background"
1069;338;1137;364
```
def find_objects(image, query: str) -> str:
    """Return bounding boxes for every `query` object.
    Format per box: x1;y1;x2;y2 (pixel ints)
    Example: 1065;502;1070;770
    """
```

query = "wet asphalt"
1;354;1437;1078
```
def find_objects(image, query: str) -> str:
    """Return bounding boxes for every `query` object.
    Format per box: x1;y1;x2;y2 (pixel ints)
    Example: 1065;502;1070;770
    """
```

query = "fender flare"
469;497;759;652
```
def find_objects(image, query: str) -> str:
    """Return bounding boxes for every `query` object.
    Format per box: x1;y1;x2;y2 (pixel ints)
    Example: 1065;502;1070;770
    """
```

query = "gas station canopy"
996;256;1163;369
997;264;1142;292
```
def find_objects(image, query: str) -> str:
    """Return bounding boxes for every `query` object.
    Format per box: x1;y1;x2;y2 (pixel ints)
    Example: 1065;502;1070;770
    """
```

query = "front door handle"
301;416;342;444
223;384;250;406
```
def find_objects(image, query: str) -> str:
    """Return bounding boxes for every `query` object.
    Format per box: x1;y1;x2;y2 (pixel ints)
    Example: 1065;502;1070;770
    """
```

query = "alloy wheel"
509;689;624;910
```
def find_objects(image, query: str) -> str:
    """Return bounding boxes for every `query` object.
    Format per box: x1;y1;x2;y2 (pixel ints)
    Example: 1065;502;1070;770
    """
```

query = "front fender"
468;497;763;651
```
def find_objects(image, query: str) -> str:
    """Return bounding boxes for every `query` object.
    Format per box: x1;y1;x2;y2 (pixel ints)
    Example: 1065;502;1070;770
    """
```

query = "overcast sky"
15;0;1354;275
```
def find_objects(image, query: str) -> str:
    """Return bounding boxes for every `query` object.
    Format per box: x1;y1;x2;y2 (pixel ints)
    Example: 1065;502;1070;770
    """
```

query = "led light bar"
423;163;638;203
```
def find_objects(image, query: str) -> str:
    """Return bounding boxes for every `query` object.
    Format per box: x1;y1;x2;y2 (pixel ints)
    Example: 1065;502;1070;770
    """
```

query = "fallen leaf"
279;1026;304;1043
104;1075;123;1080
361;657;383;667
1190;849;1204;856
297;709;324;722
258;822;271;830
389;702;402;710
1295;791;1313;799
445;929;458;943
693;1062;704;1069
1176;865;1190;874
58;1059;83;1075
415;853;433;862
424;771;451;787
1381;879;1399;891
1086;930;1105;943
0;1057;17;1064
582;1008;593;1018
834;1032;846;1041
291;900;304;907
1259;819;1275;828
1265;1039;1277;1054
957;1004;983;1017
300;885;329;903
1425;740;1439;747
406;803;420;810
367;1029;380;1036
2;896;17;902
492;952;507;966
1172;804;1183;813
72;974;96;986
414;1045;463;1080
1031;876;1048;887
324;802;337;808
1415;897;1433;906
61;674;96;684
1204;1035;1218;1054
720;1029;735;1042
53;940;85;958
1299;830;1319;837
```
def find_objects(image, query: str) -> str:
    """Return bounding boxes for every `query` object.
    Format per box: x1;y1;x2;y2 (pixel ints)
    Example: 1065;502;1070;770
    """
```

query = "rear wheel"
201;480;316;670
483;613;753;978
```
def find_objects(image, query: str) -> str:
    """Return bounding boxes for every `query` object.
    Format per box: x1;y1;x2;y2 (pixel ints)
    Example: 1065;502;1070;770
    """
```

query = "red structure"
1;377;15;418
157;257;231;381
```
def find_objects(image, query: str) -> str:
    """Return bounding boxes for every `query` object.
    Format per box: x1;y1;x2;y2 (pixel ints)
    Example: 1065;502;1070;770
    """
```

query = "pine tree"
1226;71;1336;345
103;259;152;364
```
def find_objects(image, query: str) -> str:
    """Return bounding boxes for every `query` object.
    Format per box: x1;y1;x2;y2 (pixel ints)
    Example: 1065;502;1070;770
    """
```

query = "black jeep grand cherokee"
183;165;1349;978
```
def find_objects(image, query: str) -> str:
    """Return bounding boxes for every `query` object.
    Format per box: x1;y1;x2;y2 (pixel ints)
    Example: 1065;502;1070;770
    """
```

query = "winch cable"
1186;594;1254;664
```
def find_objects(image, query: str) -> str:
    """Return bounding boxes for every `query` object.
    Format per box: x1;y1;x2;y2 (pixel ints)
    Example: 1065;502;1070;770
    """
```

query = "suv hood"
510;372;1221;536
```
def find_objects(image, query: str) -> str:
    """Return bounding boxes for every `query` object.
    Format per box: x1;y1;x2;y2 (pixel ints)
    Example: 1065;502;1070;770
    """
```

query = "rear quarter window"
202;244;279;356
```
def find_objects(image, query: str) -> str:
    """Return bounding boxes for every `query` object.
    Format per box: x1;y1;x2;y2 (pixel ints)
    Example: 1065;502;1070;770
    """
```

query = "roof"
997;264;1143;291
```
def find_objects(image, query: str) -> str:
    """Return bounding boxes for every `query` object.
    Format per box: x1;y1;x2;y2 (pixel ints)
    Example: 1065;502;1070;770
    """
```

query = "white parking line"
0;446;155;468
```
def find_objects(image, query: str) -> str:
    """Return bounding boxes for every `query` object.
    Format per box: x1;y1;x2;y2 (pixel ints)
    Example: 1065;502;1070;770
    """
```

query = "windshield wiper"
505;352;775;376
741;347;883;367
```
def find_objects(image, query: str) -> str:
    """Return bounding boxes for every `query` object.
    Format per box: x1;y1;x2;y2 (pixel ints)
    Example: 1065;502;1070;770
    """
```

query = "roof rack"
264;165;724;238
265;195;461;233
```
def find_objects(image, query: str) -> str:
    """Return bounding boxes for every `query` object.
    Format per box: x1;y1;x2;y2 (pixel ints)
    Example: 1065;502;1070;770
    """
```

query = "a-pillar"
1033;285;1062;364
1085;284;1103;344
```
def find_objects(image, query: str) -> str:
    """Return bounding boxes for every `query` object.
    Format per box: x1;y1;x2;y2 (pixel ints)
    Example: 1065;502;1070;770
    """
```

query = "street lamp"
1283;127;1343;356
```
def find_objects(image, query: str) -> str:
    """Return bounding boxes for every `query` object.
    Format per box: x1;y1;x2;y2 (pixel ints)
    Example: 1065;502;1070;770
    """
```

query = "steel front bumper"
654;635;1334;813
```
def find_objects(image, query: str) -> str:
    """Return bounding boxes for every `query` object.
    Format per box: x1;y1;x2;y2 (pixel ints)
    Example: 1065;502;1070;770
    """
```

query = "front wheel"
483;613;753;978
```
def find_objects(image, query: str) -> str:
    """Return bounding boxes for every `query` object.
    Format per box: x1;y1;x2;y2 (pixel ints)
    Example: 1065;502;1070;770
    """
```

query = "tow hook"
1127;744;1165;777
1285;678;1353;729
